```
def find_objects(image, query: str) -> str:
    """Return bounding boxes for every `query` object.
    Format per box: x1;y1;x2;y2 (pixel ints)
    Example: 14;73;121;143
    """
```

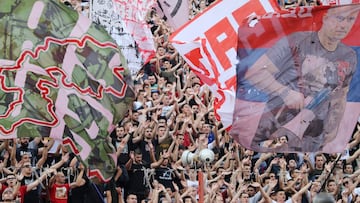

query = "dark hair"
182;195;192;202
158;116;167;121
326;179;336;186
63;1;72;7
134;148;142;155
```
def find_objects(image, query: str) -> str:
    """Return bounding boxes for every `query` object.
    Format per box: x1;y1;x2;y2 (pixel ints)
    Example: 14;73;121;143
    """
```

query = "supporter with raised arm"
3;168;53;203
125;148;151;202
48;162;85;203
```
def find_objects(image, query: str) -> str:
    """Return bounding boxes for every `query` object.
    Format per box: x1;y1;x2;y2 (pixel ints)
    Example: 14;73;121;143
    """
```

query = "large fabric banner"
90;0;143;78
170;0;280;128
234;4;360;153
0;0;134;182
320;0;360;5
157;0;189;30
113;0;156;64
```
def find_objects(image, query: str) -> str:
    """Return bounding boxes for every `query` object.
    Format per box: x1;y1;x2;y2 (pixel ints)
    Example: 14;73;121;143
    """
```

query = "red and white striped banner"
113;0;157;64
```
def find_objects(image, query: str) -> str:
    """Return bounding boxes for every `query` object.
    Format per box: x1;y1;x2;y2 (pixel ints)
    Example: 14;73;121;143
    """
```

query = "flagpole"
198;170;204;203
320;153;341;192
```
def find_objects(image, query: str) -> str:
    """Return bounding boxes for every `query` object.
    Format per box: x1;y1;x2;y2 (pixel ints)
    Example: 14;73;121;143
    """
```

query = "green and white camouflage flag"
0;0;135;182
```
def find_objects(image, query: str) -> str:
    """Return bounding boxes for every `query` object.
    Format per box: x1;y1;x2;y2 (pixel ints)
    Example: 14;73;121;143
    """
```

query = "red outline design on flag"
0;35;127;135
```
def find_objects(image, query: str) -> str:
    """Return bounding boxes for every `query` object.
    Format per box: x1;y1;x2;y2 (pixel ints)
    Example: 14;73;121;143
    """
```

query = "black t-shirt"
154;166;175;191
104;179;118;203
113;137;130;165
309;168;323;181
125;163;150;196
21;174;40;203
69;175;90;203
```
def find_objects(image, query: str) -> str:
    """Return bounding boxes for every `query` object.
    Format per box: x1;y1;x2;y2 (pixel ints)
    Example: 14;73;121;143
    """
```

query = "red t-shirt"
0;184;8;197
49;183;70;203
17;185;27;203
183;132;191;147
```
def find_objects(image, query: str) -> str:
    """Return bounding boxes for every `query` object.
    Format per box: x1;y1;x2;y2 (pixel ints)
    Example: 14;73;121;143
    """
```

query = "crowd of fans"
1;0;360;203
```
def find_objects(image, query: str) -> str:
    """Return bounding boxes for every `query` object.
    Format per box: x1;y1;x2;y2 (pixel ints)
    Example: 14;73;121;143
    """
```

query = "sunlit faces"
134;153;143;164
191;76;201;84
311;181;322;193
161;157;169;166
269;172;277;180
185;87;194;96
326;179;337;193
157;77;166;85
157;126;167;138
148;75;156;85
177;134;185;145
208;111;215;120
158;118;167;126
144;127;153;139
21;153;31;162
2;188;14;201
56;172;66;184
163;82;173;92
192;83;201;95
314;154;325;169
240;192;249;203
163;60;172;69
242;165;251;176
131;111;140;122
180;103;192;115
20;137;30;147
198;133;209;146
136;90;146;100
201;123;212;134
162;95;172;106
151;91;160;100
344;163;354;174
287;159;297;171
116;126;125;139
22;162;32;175
275;190;287;202
177;113;186;121
124;121;133;133
183;197;193;203
126;194;138;203
156;47;166;56
188;168;197;180
191;104;199;114
246;186;256;197
188;186;197;197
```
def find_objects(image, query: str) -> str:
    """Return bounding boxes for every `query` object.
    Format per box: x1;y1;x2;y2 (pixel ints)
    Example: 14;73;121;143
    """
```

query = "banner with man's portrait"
233;4;360;153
